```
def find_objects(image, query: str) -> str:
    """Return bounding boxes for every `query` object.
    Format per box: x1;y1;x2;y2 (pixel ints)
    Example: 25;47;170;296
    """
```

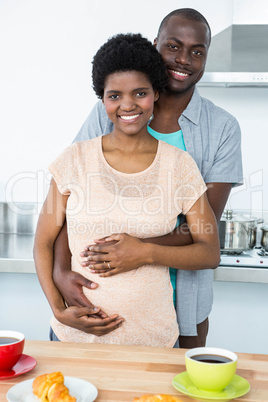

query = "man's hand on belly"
55;305;124;336
54;269;105;312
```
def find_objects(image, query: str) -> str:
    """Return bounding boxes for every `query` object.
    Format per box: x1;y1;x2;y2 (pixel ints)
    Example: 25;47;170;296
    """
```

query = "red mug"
0;331;25;372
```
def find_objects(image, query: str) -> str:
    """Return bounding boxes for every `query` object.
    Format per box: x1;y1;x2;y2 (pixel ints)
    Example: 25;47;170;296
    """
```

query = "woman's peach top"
49;136;206;347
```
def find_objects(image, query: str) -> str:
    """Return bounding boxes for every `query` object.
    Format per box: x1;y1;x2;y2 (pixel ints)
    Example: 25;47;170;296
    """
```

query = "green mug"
185;347;237;392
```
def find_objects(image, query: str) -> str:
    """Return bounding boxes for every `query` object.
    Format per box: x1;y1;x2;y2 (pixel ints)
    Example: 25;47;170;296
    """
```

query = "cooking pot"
260;226;268;251
219;210;263;253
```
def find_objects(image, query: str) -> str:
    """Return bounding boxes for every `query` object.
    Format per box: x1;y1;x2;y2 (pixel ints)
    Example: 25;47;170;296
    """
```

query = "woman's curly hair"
92;33;167;99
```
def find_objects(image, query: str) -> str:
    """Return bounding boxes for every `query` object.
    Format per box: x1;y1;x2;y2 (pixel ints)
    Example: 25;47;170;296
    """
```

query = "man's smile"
168;68;191;81
171;70;189;77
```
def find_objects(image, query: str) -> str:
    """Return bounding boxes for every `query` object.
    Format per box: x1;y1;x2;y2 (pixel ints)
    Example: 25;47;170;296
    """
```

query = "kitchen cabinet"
0;272;51;341
207;281;268;354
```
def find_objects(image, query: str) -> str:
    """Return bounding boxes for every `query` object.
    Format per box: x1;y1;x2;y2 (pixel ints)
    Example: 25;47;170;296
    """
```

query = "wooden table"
1;341;268;401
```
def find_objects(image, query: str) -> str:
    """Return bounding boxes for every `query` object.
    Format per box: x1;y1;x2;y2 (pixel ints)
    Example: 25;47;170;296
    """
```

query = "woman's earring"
148;114;154;124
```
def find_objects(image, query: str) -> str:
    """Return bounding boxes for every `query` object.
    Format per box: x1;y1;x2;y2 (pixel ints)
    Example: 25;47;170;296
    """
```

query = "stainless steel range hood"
199;24;268;87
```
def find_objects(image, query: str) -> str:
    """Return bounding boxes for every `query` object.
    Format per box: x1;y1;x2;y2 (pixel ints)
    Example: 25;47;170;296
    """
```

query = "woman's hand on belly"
55;305;124;336
80;233;151;277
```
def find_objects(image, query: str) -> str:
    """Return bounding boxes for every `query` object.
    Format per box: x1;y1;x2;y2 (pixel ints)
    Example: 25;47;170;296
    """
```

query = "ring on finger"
107;262;111;269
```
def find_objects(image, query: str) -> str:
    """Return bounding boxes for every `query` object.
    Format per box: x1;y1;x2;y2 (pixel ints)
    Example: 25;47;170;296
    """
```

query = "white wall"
233;0;268;23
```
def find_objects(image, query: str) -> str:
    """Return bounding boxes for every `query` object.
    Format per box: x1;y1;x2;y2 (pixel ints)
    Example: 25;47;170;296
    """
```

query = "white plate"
6;376;98;402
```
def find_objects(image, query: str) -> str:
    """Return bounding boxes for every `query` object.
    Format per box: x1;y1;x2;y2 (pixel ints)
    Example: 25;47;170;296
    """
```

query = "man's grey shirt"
74;88;243;336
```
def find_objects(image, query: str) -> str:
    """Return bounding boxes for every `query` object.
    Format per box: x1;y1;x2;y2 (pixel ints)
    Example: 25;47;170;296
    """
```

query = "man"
52;8;243;347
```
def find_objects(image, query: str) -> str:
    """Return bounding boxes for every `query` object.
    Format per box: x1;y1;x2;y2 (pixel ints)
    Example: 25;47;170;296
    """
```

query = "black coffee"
0;337;20;345
191;354;232;364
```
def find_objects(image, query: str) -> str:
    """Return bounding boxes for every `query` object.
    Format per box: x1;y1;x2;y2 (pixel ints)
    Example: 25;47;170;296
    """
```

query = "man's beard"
165;81;196;95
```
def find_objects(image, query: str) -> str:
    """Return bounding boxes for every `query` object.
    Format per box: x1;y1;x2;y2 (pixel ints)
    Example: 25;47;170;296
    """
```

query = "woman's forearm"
33;178;68;315
34;241;66;316
53;220;72;283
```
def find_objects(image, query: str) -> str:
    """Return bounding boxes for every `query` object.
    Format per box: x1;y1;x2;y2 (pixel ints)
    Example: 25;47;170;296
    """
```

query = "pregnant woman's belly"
51;261;179;347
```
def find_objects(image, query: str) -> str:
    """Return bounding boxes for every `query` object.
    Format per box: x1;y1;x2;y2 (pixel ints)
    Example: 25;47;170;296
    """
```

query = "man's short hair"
157;8;211;45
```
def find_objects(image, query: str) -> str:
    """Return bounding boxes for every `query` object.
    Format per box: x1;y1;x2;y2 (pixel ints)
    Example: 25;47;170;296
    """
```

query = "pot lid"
221;210;259;222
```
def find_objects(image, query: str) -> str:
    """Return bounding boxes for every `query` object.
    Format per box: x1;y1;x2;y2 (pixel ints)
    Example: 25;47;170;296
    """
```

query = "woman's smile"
118;113;142;122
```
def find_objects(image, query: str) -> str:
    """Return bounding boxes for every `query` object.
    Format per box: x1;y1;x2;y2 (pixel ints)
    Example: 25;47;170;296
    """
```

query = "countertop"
0;233;35;273
2;340;268;401
1;233;268;283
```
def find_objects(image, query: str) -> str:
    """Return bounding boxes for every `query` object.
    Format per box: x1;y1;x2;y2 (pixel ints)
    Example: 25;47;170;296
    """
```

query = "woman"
34;33;220;347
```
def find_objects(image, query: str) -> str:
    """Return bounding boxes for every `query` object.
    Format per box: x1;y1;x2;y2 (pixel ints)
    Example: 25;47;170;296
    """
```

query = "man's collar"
181;87;201;125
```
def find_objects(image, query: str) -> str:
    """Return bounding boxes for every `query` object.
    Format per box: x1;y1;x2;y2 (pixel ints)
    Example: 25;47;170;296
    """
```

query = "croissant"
47;382;76;401
32;371;76;402
133;395;183;402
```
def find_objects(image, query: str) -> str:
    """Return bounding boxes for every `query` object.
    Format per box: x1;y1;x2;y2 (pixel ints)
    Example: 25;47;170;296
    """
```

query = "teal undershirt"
147;126;186;306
